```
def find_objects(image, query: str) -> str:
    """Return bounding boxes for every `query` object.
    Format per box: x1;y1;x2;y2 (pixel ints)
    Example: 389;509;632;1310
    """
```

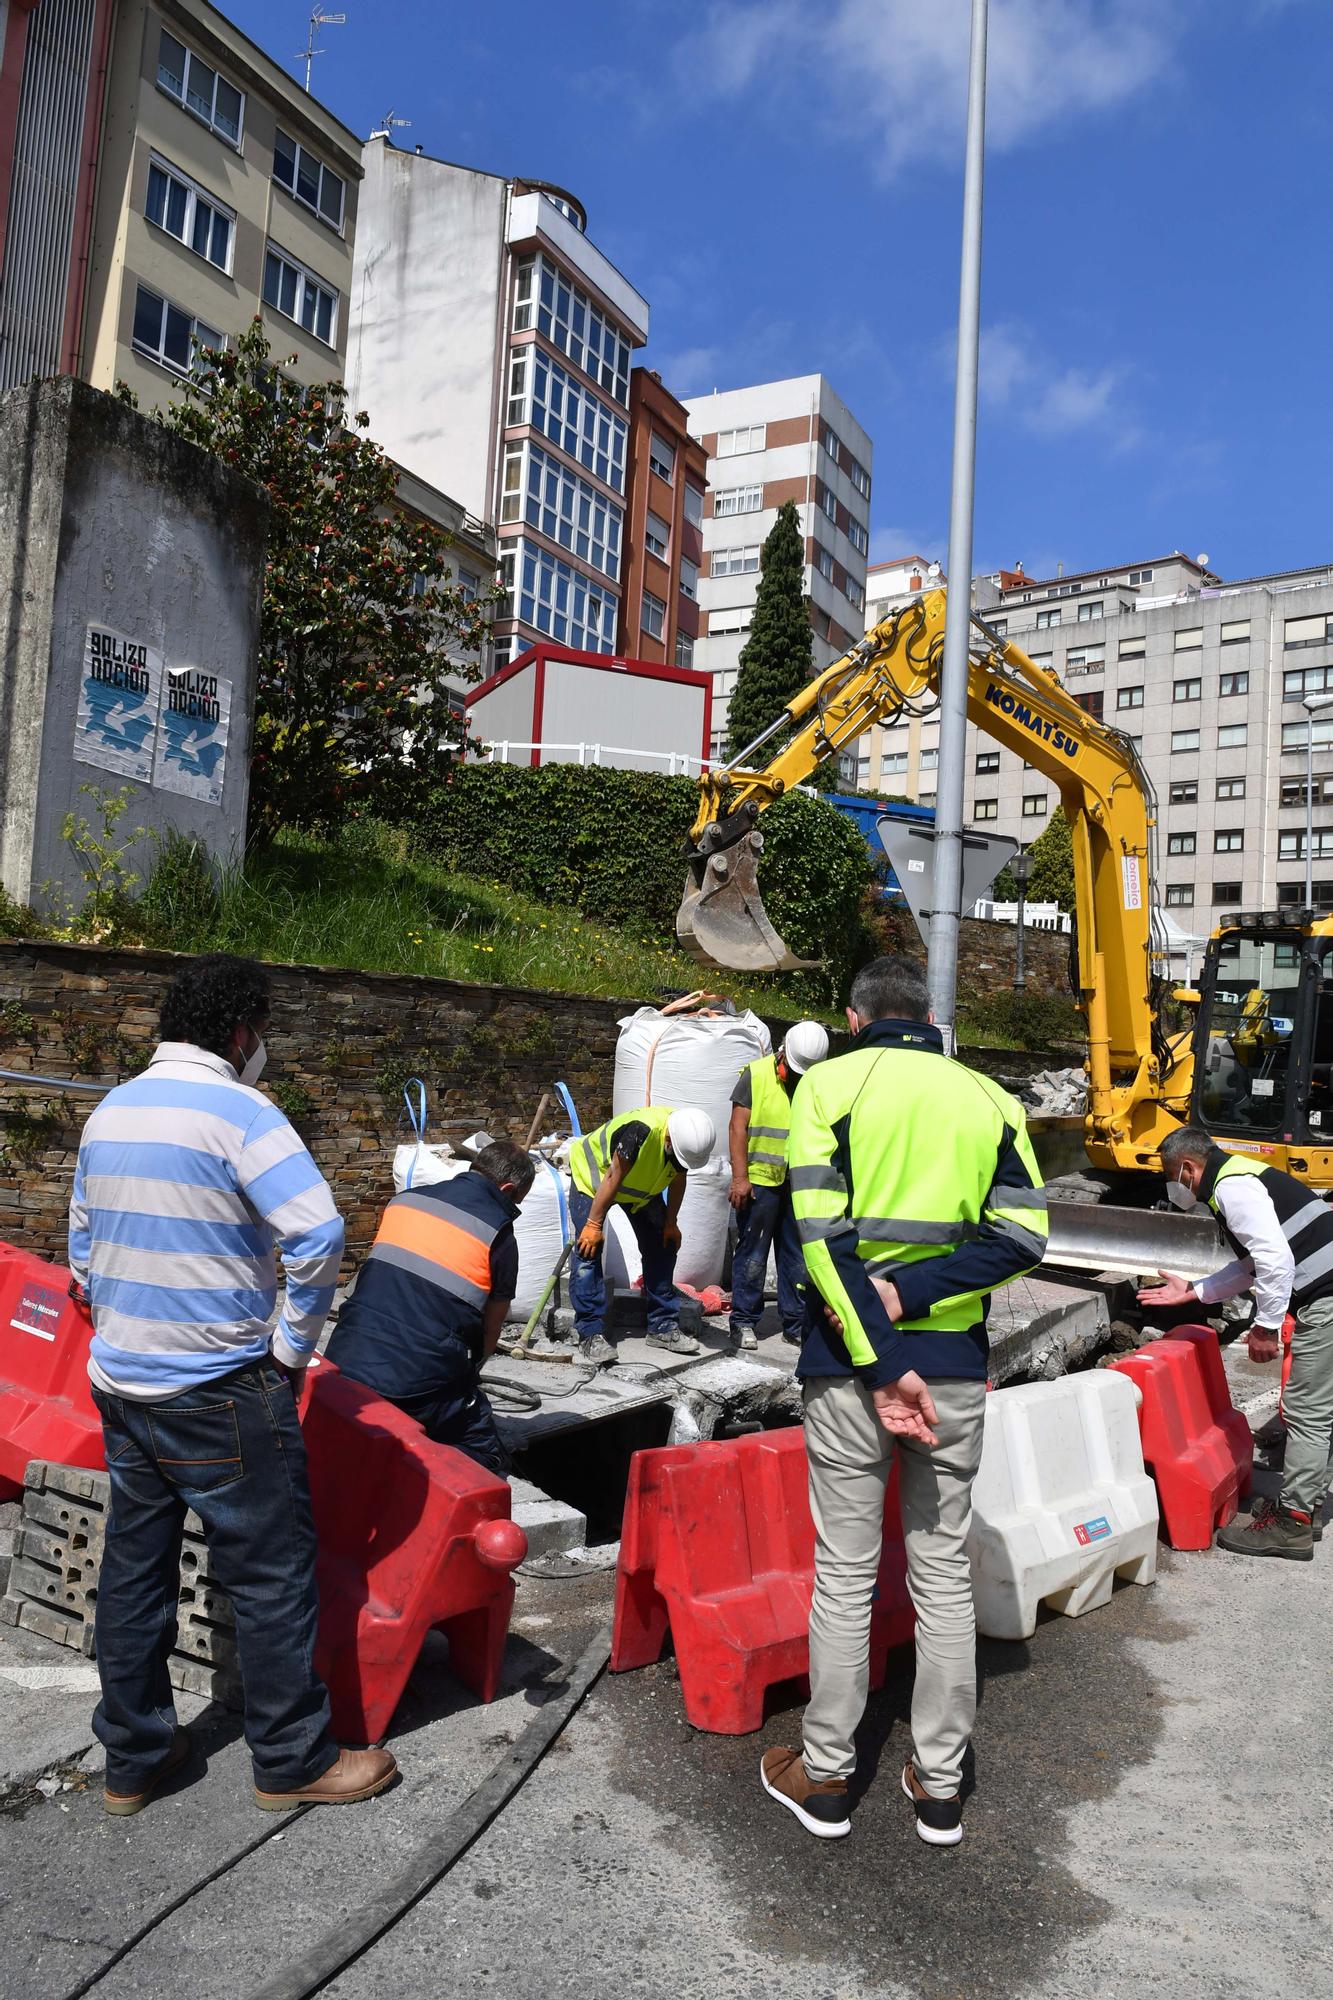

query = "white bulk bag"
602;1205;643;1292
511;1159;573;1319
673;1160;734;1290
392;1082;461;1192
612;1007;771;1163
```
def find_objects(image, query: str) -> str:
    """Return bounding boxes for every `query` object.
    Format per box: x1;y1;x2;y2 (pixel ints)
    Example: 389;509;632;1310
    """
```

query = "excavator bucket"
676;810;818;973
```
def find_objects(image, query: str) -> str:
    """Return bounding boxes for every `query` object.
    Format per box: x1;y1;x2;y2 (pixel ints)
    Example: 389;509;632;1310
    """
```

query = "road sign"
876;813;1018;946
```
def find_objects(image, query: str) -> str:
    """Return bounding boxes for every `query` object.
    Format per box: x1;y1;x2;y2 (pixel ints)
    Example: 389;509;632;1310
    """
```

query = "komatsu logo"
984;680;1079;761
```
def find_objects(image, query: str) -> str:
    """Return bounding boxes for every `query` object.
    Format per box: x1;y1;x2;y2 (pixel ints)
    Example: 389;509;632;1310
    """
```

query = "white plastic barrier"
612;1007;770;1165
967;1373;1158;1641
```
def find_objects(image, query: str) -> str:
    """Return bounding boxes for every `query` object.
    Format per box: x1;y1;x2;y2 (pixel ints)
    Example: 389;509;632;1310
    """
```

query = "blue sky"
233;0;1330;582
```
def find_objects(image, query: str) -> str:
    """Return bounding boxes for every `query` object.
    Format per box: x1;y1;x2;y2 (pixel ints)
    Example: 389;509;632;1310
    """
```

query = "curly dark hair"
159;954;271;1056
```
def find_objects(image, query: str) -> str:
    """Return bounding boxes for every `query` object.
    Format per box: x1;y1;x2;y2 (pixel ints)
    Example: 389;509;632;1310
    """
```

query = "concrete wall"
0;375;268;908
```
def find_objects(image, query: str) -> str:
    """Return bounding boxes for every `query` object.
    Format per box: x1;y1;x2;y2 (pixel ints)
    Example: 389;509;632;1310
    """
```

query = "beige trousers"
802;1373;987;1800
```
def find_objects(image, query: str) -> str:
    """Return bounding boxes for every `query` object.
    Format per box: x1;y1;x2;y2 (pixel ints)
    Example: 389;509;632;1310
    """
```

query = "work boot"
103;1729;193;1817
1215;1498;1314;1561
1251;1412;1287;1453
902;1759;963;1847
731;1323;759;1351
578;1333;618;1368
781;1328;803;1348
759;1746;850;1839
645;1325;700;1356
254;1747;398;1811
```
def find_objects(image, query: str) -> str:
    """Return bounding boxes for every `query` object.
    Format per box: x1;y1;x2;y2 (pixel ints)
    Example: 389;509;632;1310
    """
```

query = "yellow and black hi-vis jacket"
787;1018;1048;1384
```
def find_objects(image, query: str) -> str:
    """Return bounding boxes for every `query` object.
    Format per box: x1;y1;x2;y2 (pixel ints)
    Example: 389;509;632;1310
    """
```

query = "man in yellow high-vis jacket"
727;1021;830;1350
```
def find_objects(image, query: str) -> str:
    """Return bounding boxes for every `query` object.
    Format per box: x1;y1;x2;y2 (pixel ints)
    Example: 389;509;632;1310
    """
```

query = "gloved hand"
577;1220;604;1259
663;1222;682;1254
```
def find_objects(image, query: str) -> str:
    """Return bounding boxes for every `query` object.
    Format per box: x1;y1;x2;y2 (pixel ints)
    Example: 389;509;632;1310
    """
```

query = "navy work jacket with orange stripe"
326;1170;520;1399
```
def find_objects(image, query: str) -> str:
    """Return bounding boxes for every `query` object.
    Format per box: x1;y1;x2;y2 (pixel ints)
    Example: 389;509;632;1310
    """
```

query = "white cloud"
978;321;1138;443
674;0;1184;174
654;345;726;395
869;526;947;567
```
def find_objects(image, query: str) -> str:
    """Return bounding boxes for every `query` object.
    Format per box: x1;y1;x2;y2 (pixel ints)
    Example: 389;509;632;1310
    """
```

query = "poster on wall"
74;624;163;783
153;669;231;804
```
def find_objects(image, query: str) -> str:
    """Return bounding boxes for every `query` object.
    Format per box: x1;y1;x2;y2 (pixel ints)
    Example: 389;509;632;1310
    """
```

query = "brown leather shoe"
759;1745;851;1838
103;1729;193;1816
254;1746;398;1812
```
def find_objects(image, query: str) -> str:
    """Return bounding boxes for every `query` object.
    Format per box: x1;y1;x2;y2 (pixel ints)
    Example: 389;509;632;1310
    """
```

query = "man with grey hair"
759;954;1047;1846
1140;1124;1333;1560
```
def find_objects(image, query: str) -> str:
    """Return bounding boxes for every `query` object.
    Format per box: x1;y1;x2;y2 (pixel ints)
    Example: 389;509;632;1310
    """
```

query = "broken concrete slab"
987;1275;1110;1385
509;1478;587;1559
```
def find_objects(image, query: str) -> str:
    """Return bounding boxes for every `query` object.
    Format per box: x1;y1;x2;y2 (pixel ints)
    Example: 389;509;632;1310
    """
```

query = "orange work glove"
577;1220;604;1259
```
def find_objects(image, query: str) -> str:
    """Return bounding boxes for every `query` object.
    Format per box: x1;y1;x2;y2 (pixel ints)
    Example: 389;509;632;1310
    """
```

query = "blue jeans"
730;1182;807;1339
568;1187;680;1340
91;1362;338;1794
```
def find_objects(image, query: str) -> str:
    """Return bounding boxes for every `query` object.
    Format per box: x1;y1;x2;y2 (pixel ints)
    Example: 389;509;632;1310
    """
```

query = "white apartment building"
870;550;1333;927
684;376;872;760
346;141;650;666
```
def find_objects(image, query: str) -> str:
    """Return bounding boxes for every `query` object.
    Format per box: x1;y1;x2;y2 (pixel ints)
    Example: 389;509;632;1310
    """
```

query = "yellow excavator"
677;587;1333;1195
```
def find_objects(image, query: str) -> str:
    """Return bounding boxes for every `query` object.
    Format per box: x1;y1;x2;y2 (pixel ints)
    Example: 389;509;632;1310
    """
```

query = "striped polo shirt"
68;1041;345;1401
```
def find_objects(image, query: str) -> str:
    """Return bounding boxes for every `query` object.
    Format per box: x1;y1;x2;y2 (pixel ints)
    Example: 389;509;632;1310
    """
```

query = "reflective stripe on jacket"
570;1105;675;1210
1201;1149;1333;1309
787;1017;1048;1386
744;1054;793;1188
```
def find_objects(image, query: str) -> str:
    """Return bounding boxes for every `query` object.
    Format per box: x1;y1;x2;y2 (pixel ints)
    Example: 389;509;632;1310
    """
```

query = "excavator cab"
1190;914;1333;1171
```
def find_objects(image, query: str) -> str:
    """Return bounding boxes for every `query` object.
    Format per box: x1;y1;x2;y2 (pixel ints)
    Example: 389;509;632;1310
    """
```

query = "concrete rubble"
1007;1064;1089;1116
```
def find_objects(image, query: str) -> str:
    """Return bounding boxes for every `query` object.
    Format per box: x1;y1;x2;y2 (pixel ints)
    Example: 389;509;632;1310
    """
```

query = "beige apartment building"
79;0;361;407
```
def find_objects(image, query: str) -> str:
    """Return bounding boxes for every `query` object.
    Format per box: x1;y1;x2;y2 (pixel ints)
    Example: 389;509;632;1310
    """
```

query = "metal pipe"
926;0;988;1045
1301;694;1333;906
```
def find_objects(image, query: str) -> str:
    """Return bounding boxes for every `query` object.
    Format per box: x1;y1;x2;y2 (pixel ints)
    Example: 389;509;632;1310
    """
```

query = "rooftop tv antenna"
369;109;412;141
299;8;345;91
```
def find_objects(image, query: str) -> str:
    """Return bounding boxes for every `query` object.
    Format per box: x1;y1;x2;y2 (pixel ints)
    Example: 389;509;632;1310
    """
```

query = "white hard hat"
666;1107;715;1170
782;1021;830;1074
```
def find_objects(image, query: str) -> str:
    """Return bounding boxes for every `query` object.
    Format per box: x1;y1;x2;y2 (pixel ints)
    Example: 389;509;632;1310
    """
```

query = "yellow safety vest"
743;1054;793;1188
570;1106;675;1211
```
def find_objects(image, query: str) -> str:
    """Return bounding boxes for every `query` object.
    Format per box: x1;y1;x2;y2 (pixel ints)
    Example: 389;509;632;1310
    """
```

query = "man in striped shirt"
69;954;396;1816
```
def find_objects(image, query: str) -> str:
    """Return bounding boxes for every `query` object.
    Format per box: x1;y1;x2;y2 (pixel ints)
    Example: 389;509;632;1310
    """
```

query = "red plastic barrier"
1111;1325;1254;1550
611;1426;914;1734
301;1362;527;1743
0;1242;102;1500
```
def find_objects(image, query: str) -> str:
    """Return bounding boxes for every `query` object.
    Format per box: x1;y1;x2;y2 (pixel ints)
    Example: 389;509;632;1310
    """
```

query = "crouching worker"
728;1021;830;1349
568;1107;716;1366
327;1141;535;1477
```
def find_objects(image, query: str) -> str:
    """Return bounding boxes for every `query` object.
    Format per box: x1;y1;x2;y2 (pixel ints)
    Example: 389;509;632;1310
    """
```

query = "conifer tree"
725;500;814;761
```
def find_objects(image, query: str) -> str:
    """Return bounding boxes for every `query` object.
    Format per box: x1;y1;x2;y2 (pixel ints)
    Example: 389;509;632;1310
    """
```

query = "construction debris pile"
1008;1066;1087;1117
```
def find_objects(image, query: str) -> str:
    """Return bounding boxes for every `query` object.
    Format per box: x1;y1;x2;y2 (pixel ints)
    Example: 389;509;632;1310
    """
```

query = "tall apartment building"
617;366;707;665
684;375;872;760
871;550;1333;926
0;0;361;403
346;140;651;667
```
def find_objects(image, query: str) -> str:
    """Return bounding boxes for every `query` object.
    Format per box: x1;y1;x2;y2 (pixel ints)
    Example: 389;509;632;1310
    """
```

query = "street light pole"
1301;694;1333;908
926;0;989;1049
1011;847;1032;992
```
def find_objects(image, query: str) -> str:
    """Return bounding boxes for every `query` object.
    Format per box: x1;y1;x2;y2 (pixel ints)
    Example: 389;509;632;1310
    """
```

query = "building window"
145;157;233;271
1028;652;1053;670
1169;780;1198;804
513;255;632;402
816;545;835;582
520;442;623;580
711;545;760;577
881;751;909;774
263;247;338;345
975;799;998;820
1174;627;1203;652
1219;670;1249;698
1117;685;1144;710
708;607;752;636
1066;643;1104;672
1126;568;1154;585
917;748;939;771
989;618;1008;637
1213;882;1243;905
976;751;1000;774
843;575;864;612
1279;829;1333;861
1036;608;1060;629
1171;728;1200;753
679;557;698;600
847;517;869;557
156;30;244;145
506;349;529;427
273;129;344;230
1165;884;1195;907
1077;600;1103;622
645;510;669;560
1022;794;1047;817
131;284;223;376
713;484;762;518
528;350;629;494
500;442;523;523
641;590;666;641
1214;829;1244;853
649;433;675;482
717;424;765;456
1284;664;1333;700
1280;880;1333;905
1221;619;1249;646
1217;777;1246;801
1167;832;1197;855
511;257;534;331
675;631;694;668
1173;677;1201;703
517;542;618;653
1283;717;1333;751
1118;636;1146;661
1074;689;1105;718
1281;778;1325;808
849;458;871;499
1217;723;1248;749
1285;612;1333;650
820;420;842;460
683;483;704;528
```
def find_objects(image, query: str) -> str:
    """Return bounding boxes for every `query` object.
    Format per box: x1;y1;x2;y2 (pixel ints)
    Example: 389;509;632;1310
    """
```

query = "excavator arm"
678;587;1191;1165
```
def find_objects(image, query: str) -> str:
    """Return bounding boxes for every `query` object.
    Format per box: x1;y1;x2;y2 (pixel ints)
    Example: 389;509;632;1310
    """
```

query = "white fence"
971;899;1072;933
478;740;721;777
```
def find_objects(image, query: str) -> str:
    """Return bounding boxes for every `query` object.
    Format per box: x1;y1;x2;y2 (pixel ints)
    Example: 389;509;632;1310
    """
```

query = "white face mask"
1165;1178;1196;1210
237;1036;267;1088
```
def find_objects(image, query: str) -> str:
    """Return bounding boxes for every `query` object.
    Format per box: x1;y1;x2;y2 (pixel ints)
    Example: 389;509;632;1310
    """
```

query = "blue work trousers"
567;1187;680;1340
730;1181;807;1339
90;1362;338;1795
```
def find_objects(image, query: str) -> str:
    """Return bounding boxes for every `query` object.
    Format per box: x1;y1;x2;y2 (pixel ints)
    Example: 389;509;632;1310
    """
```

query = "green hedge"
406;764;877;999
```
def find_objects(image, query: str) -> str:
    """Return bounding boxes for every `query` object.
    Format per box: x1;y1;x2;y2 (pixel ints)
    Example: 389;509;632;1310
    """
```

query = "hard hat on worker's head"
666;1107;715;1171
781;1021;830;1074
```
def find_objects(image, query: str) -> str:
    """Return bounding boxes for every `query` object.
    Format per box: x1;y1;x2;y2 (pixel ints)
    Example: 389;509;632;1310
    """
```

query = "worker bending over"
728;1021;830;1349
760;956;1047;1848
1140;1125;1333;1560
327;1140;535;1477
568;1106;715;1366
